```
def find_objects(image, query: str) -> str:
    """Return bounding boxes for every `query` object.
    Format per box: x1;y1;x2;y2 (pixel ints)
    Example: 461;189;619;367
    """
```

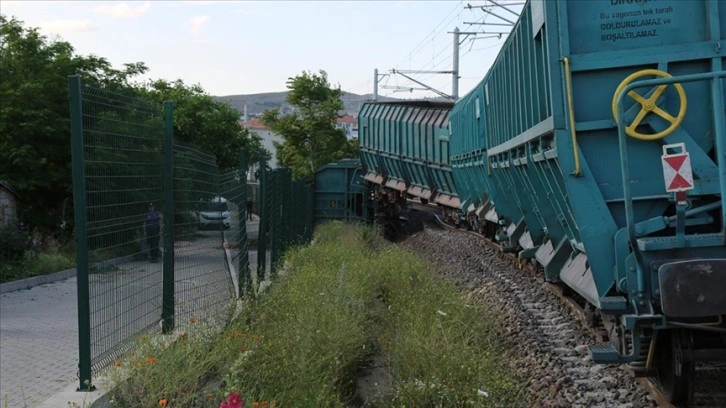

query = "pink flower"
227;392;243;408
220;403;229;408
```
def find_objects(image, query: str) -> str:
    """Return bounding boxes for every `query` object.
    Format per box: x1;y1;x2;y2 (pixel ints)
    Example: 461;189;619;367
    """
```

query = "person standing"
246;198;253;221
144;203;162;262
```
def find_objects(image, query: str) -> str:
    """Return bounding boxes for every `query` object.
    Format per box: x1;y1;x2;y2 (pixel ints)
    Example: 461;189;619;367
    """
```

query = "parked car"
197;196;231;230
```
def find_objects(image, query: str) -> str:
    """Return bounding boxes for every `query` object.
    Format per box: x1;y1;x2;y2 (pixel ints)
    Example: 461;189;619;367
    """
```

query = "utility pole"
383;1;521;100
452;27;460;100
374;68;378;101
372;68;389;101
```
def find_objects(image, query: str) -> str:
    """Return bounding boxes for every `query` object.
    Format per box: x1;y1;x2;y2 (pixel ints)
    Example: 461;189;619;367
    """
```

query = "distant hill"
215;91;399;117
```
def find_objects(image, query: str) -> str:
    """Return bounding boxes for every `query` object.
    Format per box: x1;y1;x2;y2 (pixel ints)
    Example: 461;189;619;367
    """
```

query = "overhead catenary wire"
384;0;521;98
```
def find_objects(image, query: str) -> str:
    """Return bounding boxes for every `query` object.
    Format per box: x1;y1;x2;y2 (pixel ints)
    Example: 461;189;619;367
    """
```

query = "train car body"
358;101;459;210
449;0;725;400
313;159;370;224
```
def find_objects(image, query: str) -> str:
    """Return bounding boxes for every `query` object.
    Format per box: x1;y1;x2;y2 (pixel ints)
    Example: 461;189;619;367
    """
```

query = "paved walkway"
0;219;262;408
0;277;80;408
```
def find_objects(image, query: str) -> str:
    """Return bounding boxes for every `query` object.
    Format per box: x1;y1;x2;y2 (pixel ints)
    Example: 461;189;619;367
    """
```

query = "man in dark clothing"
144;203;162;262
246;198;253;221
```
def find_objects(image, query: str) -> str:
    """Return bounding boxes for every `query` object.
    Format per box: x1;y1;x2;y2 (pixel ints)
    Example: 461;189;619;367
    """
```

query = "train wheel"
657;330;694;405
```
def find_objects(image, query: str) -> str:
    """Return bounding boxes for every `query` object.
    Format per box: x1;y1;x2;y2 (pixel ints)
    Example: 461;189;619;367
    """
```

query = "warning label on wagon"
599;4;674;43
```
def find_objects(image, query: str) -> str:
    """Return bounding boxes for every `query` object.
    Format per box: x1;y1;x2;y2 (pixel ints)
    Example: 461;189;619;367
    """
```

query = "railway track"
400;202;726;408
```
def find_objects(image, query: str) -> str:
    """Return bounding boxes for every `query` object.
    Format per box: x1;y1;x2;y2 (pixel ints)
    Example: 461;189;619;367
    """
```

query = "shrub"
0;222;31;262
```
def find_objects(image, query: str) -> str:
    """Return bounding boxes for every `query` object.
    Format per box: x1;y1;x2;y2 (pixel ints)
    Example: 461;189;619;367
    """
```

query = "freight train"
355;0;726;404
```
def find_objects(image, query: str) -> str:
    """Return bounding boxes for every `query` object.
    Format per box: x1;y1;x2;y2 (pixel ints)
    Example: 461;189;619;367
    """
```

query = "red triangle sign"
668;173;692;190
664;155;687;171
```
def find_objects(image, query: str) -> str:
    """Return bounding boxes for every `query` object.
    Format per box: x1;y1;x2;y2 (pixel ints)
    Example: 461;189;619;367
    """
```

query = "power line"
393;1;463;69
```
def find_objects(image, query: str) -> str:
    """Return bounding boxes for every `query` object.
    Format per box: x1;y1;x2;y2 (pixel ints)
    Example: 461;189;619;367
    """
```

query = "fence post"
281;169;292;257
306;184;314;241
161;101;175;333
270;170;281;275
69;75;94;391
256;159;268;290
238;152;250;297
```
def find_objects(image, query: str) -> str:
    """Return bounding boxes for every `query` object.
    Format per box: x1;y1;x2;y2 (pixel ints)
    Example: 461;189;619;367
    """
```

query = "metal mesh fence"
69;77;245;388
72;80;165;374
69;75;320;390
172;142;236;332
259;168;314;277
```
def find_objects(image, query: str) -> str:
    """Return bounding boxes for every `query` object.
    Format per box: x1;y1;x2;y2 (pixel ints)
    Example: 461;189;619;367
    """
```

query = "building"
242;117;283;170
336;115;358;140
0;180;19;228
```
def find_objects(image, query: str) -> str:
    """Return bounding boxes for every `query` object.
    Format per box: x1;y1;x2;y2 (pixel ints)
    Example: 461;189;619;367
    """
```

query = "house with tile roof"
336;115;358;140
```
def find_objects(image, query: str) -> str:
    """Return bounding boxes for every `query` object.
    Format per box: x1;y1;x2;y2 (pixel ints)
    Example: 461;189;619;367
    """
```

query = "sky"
1;0;523;99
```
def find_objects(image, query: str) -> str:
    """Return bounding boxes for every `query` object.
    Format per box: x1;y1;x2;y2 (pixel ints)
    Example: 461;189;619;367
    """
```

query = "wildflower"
114;361;123;367
159;399;168;407
226;392;243;408
130;351;136;357
252;402;259;408
220;403;228;408
189;316;197;324
178;332;186;340
240;346;247;352
261;401;268;407
251;334;260;341
146;357;158;364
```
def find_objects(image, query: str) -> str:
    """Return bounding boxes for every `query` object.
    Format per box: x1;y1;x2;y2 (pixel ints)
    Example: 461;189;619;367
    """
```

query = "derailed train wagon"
449;0;725;403
358;100;460;221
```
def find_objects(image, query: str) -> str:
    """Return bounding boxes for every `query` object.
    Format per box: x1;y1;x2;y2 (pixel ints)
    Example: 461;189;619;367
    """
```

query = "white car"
197;196;231;230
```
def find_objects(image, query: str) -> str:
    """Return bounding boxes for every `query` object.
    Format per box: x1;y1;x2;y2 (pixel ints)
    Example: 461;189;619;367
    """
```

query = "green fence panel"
172;141;236;330
69;77;166;388
235;154;251;298
256;162;269;285
69;76;242;389
270;169;282;273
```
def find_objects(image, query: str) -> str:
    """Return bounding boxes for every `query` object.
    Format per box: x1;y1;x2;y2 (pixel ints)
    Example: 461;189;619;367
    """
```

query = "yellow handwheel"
611;69;687;141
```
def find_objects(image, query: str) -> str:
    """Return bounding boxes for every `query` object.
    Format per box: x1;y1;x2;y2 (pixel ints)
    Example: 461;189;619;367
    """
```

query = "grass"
0;251;75;284
106;222;526;407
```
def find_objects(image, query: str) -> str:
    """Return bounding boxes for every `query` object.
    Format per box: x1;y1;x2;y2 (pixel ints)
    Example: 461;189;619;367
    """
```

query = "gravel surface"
398;225;659;408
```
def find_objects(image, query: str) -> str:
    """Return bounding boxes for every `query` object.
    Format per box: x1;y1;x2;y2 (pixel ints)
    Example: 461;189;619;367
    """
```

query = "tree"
261;70;356;181
142;79;266;170
0;15;147;232
0;15;266;234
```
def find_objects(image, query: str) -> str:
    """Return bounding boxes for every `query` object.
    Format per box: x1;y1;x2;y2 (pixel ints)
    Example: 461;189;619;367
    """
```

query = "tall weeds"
108;222;524;407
